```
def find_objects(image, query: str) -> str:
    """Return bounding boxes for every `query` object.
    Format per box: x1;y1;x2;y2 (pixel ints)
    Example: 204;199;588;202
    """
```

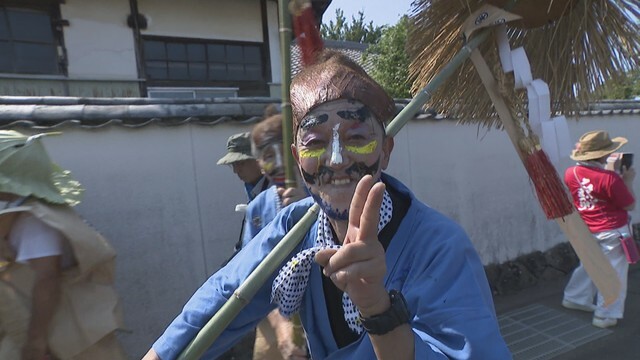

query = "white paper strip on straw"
495;25;513;73
531;79;551;123
541;121;560;164
511;47;533;89
553;116;572;160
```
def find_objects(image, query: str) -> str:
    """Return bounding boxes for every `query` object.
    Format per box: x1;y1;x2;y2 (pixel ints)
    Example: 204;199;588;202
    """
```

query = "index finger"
356;181;385;243
348;175;375;232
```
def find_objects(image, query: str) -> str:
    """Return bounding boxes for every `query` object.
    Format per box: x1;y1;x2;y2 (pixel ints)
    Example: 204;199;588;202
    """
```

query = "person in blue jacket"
244;112;309;359
144;51;511;360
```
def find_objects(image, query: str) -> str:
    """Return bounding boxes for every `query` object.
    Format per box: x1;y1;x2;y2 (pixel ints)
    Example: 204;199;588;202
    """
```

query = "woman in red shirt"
562;130;635;328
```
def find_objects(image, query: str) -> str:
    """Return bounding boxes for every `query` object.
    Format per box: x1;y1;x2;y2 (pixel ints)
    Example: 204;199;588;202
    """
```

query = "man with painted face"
144;51;510;360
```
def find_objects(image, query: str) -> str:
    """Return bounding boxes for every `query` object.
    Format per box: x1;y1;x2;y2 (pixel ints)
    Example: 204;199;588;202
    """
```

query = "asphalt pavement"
493;263;640;359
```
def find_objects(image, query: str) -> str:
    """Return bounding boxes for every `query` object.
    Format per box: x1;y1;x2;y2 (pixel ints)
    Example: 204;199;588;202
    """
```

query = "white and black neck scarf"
271;190;393;334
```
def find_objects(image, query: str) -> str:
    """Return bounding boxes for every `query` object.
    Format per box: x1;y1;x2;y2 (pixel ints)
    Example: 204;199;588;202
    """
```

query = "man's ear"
381;136;394;170
291;143;300;163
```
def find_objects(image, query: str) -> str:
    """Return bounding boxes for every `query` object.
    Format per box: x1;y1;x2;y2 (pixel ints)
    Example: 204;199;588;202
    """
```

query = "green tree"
366;16;412;98
321;9;384;44
601;69;640;99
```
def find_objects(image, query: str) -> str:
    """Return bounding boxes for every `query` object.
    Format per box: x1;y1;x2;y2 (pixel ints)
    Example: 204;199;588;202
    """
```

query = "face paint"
295;99;390;221
258;143;285;186
299;158;380;187
345;140;378;155
330;124;342;165
299;114;329;131
298;147;325;159
337;106;371;122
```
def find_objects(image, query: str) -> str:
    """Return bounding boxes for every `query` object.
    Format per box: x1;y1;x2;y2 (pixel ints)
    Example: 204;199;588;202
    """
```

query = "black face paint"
300;165;333;185
300;158;381;186
299;114;329;131
345;158;380;180
311;192;349;220
337;106;371;122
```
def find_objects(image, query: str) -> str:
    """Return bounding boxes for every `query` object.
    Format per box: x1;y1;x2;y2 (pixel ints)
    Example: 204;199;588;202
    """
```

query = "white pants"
563;225;630;319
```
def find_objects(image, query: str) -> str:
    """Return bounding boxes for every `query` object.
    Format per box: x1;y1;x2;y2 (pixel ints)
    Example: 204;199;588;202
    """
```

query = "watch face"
360;290;410;335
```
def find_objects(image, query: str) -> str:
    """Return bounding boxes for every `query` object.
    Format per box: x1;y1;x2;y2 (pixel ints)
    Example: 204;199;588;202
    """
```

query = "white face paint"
330;123;343;165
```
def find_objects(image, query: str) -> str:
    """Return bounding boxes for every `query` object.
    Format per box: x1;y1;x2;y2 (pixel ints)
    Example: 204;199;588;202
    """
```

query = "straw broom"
407;0;639;303
408;0;640;123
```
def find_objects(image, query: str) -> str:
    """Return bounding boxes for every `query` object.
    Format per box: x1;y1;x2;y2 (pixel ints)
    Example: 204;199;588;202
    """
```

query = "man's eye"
304;139;326;148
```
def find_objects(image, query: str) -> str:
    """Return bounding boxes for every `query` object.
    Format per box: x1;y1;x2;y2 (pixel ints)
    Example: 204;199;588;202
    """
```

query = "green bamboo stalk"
177;203;320;360
176;25;494;360
279;0;297;190
278;0;305;346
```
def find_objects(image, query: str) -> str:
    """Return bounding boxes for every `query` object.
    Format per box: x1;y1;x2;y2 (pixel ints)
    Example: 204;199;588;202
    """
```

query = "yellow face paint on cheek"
345;140;378;155
298;147;326;159
262;161;274;173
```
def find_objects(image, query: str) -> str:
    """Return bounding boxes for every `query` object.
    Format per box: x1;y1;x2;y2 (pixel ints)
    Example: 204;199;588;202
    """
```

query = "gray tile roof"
291;39;375;76
0;96;637;130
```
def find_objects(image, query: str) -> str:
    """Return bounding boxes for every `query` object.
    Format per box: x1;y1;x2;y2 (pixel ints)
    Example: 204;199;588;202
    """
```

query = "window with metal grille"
142;36;267;96
0;5;62;75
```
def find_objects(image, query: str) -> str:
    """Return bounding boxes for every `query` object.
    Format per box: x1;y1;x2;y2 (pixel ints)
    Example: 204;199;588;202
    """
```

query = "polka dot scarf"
271;190;393;334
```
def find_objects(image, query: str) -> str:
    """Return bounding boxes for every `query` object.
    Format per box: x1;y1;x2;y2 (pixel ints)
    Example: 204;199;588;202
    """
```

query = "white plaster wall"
386;115;640;265
266;0;283;87
138;0;263;42
61;0;139;79
34;114;639;358
41;125;253;358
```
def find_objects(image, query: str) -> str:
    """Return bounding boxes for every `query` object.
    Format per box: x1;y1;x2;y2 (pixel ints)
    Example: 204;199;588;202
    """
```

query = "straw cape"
407;0;640;127
0;130;83;206
570;130;628;161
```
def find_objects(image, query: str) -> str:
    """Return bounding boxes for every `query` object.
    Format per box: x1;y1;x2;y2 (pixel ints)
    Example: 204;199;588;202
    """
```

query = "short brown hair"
250;114;283;157
290;50;395;135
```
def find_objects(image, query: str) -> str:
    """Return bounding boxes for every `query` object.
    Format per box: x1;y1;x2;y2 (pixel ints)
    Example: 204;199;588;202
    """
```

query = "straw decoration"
407;0;640;124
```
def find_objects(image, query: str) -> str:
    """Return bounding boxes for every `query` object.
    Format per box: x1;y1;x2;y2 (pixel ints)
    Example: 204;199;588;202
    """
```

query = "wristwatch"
359;290;410;335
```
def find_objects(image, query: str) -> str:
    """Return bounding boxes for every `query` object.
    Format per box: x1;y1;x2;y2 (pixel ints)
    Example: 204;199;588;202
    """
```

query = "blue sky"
324;0;414;26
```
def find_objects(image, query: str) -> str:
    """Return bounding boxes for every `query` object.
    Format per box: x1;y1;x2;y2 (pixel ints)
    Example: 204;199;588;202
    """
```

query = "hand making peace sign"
314;175;391;317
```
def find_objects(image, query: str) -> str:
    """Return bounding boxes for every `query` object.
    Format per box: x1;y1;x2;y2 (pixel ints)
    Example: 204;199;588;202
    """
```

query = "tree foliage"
320;9;384;44
600;69;640;99
366;16;412;98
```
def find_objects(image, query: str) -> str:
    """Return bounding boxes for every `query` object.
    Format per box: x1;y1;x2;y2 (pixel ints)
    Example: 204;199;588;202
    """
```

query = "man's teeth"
331;178;351;185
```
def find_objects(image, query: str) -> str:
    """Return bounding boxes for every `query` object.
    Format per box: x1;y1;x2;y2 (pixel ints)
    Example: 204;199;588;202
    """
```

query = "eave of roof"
0;96;637;130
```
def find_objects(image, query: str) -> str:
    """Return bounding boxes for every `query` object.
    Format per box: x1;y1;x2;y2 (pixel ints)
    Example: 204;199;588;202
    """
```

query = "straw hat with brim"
0;130;83;206
570;130;627;161
216;132;255;165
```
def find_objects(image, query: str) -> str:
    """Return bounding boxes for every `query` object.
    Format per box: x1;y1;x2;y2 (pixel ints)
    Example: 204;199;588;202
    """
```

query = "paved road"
493;263;640;359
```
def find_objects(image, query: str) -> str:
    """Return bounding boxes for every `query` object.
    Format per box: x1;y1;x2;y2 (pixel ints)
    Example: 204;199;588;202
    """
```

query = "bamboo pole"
176;203;320;360
279;0;297;190
278;0;305;347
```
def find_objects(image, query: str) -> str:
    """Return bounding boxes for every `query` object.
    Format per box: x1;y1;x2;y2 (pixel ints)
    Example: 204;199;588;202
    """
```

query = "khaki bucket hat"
216;132;255;165
570;130;627;161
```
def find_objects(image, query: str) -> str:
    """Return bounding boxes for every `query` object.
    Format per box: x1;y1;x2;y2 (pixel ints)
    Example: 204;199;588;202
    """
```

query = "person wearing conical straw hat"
145;51;510;360
562;130;636;329
0;130;126;360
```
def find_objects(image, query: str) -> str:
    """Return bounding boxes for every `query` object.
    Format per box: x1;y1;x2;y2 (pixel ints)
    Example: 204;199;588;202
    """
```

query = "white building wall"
266;0;283;89
38;114;639;357
138;0;263;42
61;0;139;79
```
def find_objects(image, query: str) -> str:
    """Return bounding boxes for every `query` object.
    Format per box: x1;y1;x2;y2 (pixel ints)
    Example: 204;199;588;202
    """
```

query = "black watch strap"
359;290;410;335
